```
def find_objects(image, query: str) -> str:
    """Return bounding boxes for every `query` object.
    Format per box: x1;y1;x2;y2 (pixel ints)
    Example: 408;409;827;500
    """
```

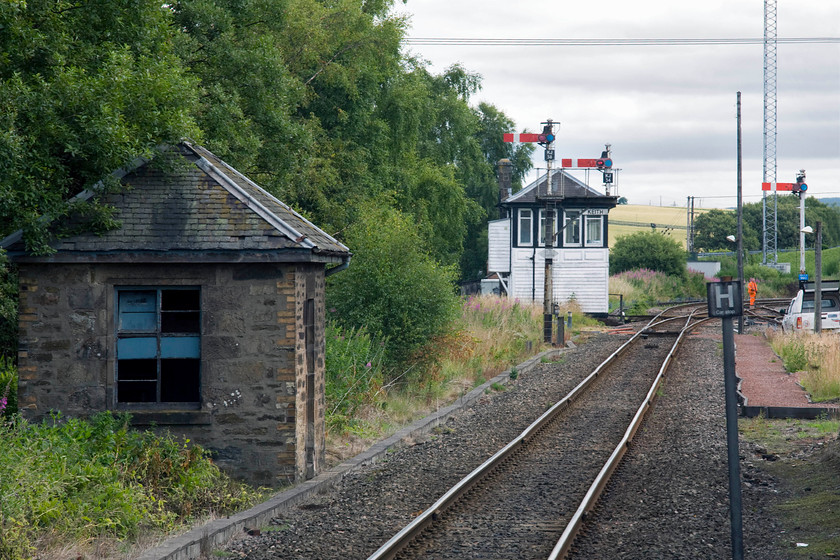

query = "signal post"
504;122;616;344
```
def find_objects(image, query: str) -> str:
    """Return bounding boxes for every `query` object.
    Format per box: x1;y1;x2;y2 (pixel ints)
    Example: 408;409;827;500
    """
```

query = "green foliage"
777;338;809;373
327;204;460;366
715;256;793;297
0;412;263;558
1;0;529;282
741;196;840;251
692;208;760;251
0;253;17;359
325;321;386;432
610;231;687;278
692;198;840;255
609;268;708;313
0;356;16;419
0;0;201;250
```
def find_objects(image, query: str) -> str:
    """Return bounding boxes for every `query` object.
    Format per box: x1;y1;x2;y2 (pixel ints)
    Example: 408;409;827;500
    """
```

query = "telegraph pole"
736;92;745;334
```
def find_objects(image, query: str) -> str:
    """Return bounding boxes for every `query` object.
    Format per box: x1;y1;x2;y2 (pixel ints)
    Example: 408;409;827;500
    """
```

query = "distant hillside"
820;197;840;207
609;204;720;248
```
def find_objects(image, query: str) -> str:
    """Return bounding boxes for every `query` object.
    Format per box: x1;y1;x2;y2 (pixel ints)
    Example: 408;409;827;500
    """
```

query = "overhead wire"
405;37;840;46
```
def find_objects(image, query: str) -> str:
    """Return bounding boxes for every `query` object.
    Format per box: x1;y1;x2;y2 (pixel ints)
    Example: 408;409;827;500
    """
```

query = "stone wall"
16;261;326;487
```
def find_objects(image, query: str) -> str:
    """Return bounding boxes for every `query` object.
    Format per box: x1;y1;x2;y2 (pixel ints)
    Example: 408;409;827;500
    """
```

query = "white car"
781;281;840;333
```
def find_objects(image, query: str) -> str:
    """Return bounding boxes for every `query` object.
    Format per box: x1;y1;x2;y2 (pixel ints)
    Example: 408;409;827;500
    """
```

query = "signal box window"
518;209;533;246
116;287;201;405
539;209;559;246
564;210;582;247
585;215;603;247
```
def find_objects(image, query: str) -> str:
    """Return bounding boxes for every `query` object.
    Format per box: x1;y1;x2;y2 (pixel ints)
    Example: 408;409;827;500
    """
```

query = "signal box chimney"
497;158;513;218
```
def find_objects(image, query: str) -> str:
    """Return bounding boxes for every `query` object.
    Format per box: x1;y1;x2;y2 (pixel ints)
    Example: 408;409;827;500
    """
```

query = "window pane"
160;336;200;358
161;359;200;402
161;289;200;311
118;291;157;332
118;359;157;380
119;312;157;332
117;337;158;359
119;291;156;312
117;358;157;403
565;212;581;245
519;210;532;245
161;311;200;333
118;381;157;402
586;216;602;245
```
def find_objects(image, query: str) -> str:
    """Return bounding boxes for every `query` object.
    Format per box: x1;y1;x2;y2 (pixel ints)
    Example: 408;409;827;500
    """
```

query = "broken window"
116;287;201;404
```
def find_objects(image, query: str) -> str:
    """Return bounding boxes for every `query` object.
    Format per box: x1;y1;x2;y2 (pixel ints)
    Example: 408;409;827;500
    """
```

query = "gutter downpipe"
326;255;351;277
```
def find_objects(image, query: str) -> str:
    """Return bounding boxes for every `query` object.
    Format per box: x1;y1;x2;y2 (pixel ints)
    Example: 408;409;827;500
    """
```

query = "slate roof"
1;143;350;264
504;170;616;206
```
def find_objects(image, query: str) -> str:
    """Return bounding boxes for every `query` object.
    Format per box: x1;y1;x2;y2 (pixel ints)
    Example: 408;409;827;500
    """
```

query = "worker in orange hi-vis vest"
747;278;758;308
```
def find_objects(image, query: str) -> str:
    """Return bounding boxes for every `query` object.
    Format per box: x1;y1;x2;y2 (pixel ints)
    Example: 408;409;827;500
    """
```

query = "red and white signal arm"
503;133;542;143
761;182;807;193
568;158;613;168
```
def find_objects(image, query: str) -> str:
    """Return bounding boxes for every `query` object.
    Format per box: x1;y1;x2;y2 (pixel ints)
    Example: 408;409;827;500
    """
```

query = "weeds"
0;356;16;419
325;321;386;433
0;412;265;559
768;330;840;402
324;295;552;443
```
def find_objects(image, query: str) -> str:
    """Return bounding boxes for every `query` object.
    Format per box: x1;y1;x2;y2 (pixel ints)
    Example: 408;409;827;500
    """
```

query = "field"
608;204;721;248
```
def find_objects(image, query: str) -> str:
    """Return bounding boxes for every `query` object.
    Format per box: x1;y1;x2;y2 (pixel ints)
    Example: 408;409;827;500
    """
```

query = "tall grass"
609;268;707;313
324;295;601;449
768;330;840;402
325;321;386;434
0;412;265;559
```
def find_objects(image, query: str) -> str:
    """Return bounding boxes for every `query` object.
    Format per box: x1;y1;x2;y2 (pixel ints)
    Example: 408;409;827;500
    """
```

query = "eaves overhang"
5;248;347;265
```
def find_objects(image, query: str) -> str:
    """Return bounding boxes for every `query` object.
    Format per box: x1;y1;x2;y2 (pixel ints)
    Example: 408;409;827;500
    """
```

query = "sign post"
706;280;744;560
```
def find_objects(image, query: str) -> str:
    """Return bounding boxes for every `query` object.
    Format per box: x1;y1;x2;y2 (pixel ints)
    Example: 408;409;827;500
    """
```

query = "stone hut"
1;142;351;486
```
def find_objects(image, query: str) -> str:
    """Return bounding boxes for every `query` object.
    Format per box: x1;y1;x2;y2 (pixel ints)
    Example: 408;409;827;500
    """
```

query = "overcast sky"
395;0;840;209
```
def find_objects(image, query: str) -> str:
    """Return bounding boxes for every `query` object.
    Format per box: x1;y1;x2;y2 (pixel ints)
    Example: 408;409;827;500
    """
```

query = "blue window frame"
116;287;201;404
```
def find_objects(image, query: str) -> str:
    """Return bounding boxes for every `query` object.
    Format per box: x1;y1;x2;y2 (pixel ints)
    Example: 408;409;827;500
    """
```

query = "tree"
0;0;200;252
692;209;759;252
741;195;840;252
610;231;687;277
326;203;459;366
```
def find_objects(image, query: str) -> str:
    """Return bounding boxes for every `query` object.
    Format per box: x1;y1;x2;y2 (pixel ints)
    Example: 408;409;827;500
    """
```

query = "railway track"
367;306;705;560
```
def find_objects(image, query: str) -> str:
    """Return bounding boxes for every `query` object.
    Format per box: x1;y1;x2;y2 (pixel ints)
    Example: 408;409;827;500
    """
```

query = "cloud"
400;0;840;208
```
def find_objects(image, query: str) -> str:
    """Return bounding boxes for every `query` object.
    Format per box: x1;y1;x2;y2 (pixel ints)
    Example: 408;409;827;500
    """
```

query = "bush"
610;231;687;278
0;412;264;558
327;204;459;367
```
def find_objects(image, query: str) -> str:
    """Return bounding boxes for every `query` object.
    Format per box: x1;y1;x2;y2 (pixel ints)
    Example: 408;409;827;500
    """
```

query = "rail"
548;308;698;559
366;306;697;560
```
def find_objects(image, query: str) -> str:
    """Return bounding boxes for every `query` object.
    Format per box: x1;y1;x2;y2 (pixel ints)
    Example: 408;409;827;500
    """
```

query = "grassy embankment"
324;296;601;460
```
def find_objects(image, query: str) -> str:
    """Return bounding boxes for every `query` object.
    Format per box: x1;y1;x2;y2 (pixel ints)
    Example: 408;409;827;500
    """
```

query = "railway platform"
735;332;839;419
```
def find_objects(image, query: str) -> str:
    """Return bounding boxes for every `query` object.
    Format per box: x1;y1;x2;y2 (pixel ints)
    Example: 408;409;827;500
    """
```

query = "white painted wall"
507;247;610;312
487;219;510;273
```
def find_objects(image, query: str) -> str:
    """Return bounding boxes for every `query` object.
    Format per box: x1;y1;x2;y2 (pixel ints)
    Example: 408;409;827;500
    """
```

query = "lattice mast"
762;0;778;264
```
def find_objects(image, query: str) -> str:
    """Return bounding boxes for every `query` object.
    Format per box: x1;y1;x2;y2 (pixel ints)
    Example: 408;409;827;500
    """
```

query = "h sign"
707;281;743;318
